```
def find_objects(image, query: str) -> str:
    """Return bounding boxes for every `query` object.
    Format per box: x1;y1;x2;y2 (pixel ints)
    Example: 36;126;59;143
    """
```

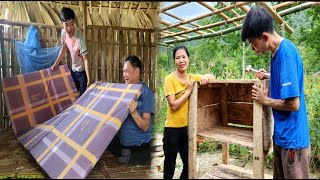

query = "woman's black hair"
173;45;189;60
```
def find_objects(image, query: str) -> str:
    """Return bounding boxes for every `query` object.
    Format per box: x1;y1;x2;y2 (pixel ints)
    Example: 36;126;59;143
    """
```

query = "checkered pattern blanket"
18;82;142;179
1;64;79;135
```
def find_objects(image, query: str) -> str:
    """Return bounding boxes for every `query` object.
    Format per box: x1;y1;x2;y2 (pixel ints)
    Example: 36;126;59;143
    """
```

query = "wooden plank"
262;81;273;154
128;30;132;56
114;30;119;83
253;80;264;179
109;28;114;82
101;28;106;80
10;25;15;76
227;103;253;126
198;125;253;148
150;31;156;91
90;27;95;81
188;81;198;179
119;30;124;82
221;84;228;125
198;88;221;107
0;26;5;128
106;27;112;82
197;104;221;131
218;164;273;179
227;83;253;102
143;31;150;84
222;142;229;165
94;28;99;81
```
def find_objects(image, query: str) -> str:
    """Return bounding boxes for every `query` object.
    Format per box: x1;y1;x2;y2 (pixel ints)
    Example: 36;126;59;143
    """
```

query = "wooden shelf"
197;125;253;148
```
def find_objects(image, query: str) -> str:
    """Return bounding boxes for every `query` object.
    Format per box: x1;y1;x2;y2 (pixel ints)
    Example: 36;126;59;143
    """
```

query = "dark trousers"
71;70;87;96
107;133;151;165
163;127;188;179
273;140;311;179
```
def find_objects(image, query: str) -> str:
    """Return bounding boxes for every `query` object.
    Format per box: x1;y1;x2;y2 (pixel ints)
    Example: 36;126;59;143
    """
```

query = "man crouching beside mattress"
107;55;155;165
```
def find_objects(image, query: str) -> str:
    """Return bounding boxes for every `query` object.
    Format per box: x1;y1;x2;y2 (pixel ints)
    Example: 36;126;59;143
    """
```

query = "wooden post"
188;81;198;179
83;1;87;41
221;84;229;164
253;80;265;179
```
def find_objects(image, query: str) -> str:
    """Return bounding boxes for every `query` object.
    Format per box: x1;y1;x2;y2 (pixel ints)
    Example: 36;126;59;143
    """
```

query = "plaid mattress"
1;64;79;135
19;82;143;179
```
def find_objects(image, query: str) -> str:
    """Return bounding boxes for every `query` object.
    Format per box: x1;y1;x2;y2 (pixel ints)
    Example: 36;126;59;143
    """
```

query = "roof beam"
160;2;189;13
159;20;207;35
273;1;299;10
260;2;293;33
163;11;213;33
163;25;242;45
220;2;240;17
161;15;245;39
160;2;250;31
278;2;320;17
197;2;238;26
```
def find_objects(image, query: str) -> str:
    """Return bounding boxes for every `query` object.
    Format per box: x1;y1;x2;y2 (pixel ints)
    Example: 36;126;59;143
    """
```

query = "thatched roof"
0;1;159;29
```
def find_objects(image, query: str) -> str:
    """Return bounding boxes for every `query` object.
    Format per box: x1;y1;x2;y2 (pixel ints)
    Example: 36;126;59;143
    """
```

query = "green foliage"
305;75;320;172
297;7;320;73
197;139;221;154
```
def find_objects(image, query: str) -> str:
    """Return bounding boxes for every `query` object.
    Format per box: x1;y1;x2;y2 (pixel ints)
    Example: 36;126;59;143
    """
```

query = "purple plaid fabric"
18;82;143;179
1;64;79;135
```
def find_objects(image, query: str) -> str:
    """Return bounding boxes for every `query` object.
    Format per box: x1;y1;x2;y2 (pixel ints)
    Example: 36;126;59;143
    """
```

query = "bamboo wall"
0;20;157;129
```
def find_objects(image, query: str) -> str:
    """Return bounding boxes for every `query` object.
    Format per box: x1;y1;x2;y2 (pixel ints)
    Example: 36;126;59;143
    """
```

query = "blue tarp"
15;25;62;73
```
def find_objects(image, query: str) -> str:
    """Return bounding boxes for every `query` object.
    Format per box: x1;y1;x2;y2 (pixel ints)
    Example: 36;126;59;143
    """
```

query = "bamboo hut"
0;1;159;179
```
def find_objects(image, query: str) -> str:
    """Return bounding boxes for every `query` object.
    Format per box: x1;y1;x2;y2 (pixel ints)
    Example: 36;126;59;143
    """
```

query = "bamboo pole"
279;2;320;17
274;1;299;10
163;11;215;33
260;2;293;33
161;15;245;39
220;2;240;17
164;25;242;45
83;1;87;41
160;2;250;31
239;4;250;13
159;20;206;36
160;2;189;13
198;2;238;26
0;19;62;28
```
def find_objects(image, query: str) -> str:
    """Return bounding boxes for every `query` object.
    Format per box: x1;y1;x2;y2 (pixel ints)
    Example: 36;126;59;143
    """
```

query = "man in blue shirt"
241;6;310;179
108;55;155;165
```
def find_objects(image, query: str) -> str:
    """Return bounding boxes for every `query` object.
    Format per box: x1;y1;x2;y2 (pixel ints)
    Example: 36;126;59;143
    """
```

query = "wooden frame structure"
159;1;320;46
188;80;273;179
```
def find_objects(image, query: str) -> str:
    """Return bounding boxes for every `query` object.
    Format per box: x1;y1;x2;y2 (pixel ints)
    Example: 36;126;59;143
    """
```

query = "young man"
51;7;90;96
241;6;311;179
108;55;155;165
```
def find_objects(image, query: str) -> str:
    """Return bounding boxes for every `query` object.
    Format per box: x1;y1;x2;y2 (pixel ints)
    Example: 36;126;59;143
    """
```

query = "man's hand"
252;83;269;105
256;69;267;80
87;79;91;88
51;64;56;71
127;100;138;114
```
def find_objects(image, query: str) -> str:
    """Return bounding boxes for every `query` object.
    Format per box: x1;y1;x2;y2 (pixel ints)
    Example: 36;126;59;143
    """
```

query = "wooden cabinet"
188;80;273;179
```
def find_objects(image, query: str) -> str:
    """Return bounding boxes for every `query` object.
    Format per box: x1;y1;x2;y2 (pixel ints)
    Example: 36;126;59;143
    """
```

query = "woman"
163;45;214;179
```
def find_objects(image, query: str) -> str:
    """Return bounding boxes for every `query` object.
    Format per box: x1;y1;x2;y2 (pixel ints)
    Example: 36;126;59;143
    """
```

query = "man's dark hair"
173;45;190;60
241;6;274;42
125;55;142;75
60;7;75;22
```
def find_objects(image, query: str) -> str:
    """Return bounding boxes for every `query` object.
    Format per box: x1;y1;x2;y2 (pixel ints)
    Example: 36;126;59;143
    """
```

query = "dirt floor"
1;129;319;179
151;133;320;179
